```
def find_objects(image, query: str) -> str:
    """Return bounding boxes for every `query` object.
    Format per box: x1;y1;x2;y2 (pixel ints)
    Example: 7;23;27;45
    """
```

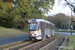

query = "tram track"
58;34;69;50
39;34;69;50
39;34;65;50
2;40;34;50
2;34;58;50
18;34;59;50
2;33;68;50
9;41;37;50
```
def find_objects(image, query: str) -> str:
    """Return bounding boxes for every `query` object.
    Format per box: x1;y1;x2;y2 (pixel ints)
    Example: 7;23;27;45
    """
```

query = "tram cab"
28;19;55;40
28;19;41;40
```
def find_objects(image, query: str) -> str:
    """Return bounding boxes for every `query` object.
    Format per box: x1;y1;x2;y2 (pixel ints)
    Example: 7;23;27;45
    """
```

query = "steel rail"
58;34;67;50
39;34;61;50
3;41;33;50
18;34;60;50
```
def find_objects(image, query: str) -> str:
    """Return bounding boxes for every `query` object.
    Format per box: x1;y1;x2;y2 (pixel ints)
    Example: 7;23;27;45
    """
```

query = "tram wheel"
46;35;49;38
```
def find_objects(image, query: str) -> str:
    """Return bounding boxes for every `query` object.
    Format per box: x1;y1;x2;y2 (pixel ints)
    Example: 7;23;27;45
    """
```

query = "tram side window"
40;22;44;29
53;26;54;29
47;24;48;29
44;24;46;29
50;24;51;29
53;25;54;29
48;24;50;29
45;24;47;29
51;25;53;30
53;26;55;29
51;24;52;29
52;25;53;29
47;24;49;29
39;23;41;29
39;22;44;29
54;26;55;29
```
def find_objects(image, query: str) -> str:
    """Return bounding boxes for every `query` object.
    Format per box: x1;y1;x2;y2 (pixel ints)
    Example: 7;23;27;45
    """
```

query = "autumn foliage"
0;0;54;29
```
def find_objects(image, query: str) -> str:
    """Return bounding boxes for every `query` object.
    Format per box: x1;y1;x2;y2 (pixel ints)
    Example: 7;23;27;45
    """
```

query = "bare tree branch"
65;0;74;8
65;0;75;13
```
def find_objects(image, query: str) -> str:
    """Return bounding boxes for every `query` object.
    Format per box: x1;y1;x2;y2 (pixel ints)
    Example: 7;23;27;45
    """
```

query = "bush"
0;19;17;28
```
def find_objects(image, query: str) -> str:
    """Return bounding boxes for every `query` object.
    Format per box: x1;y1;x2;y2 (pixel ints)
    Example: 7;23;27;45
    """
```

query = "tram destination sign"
29;19;37;22
72;17;75;22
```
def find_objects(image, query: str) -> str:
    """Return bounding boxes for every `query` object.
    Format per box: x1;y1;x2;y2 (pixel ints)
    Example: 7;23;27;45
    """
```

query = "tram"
28;19;55;40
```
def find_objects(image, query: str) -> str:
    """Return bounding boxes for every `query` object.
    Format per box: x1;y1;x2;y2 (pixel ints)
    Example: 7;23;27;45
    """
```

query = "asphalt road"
0;34;29;46
0;32;68;46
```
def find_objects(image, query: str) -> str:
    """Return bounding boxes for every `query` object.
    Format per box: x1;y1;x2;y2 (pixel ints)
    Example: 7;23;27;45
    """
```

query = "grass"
0;26;28;38
55;29;75;33
68;35;75;49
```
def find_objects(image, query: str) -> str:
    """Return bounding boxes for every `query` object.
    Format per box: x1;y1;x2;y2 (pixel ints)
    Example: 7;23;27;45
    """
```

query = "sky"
46;0;75;16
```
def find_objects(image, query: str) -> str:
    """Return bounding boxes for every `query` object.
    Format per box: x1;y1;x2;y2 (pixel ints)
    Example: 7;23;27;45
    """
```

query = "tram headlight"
34;34;36;35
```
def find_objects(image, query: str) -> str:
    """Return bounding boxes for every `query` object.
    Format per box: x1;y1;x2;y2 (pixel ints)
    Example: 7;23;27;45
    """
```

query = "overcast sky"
46;0;75;16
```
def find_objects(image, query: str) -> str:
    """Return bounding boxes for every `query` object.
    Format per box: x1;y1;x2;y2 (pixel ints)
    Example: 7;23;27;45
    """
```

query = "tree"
0;0;16;27
47;16;54;23
64;0;75;13
54;13;70;29
14;0;33;29
47;13;70;29
2;0;14;6
58;0;75;13
14;0;55;29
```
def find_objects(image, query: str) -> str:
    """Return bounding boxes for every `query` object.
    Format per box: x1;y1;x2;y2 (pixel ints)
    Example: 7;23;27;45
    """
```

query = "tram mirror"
27;22;29;24
41;26;43;29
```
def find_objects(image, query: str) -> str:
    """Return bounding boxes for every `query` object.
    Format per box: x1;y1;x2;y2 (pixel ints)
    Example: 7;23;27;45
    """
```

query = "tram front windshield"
29;23;38;30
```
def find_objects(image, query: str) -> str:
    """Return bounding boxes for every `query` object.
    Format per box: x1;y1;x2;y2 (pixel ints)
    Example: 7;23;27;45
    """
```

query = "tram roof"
28;19;55;25
37;19;51;23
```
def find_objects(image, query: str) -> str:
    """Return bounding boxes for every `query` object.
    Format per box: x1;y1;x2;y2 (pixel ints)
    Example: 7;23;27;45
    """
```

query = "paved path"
0;34;29;46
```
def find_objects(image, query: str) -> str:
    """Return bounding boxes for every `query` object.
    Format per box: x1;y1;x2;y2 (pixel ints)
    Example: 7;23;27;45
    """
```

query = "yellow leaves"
0;2;2;5
15;0;54;21
28;5;30;7
48;6;53;10
0;0;3;3
15;16;17;17
28;13;31;16
43;3;47;6
6;13;9;17
30;0;34;4
25;3;28;5
1;2;12;12
49;0;51;2
20;4;22;6
22;0;24;2
25;9;27;12
25;0;28;2
42;0;44;1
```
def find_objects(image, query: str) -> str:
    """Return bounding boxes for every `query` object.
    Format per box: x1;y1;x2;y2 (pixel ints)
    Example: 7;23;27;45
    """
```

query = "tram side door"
41;22;45;38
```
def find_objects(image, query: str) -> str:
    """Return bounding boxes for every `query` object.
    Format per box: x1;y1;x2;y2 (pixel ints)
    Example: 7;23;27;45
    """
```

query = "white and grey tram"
28;19;55;40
